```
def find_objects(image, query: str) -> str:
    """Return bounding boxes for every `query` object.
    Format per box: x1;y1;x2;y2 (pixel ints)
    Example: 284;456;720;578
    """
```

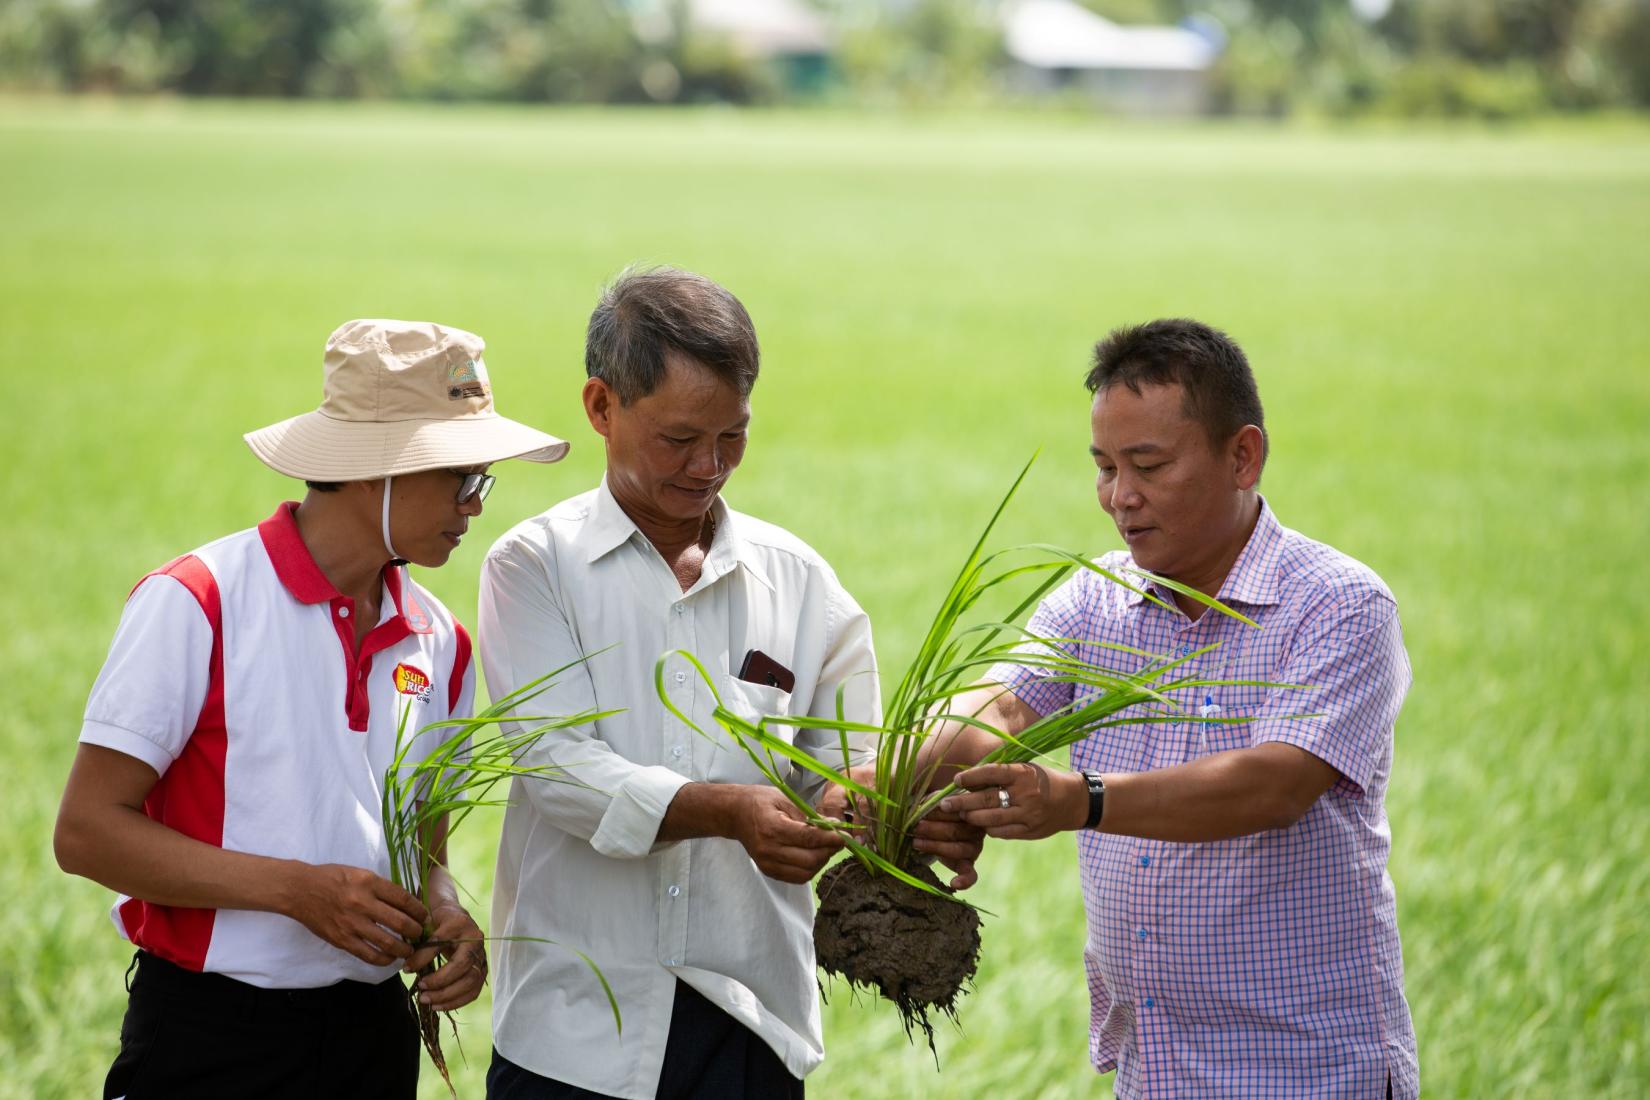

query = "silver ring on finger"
997;788;1011;809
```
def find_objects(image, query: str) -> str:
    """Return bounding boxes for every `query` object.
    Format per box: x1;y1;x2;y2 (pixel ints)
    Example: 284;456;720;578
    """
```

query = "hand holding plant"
820;766;984;888
942;760;1084;840
403;874;486;1013
281;862;428;966
731;785;846;884
656;455;1278;1054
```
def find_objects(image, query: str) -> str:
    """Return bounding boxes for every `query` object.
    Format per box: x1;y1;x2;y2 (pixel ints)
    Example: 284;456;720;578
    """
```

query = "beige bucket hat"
244;319;569;481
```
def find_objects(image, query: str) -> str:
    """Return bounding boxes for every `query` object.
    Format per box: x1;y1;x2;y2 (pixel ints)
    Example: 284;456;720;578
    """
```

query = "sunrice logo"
393;662;433;703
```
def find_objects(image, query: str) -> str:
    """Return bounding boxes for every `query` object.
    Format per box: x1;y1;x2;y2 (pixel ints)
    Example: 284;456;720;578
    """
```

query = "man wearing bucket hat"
54;319;568;1098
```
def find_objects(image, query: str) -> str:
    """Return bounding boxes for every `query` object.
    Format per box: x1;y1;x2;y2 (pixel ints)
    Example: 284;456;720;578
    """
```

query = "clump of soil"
814;858;981;1050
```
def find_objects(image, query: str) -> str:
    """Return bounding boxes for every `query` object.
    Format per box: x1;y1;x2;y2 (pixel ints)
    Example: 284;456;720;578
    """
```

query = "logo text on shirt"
393;662;433;703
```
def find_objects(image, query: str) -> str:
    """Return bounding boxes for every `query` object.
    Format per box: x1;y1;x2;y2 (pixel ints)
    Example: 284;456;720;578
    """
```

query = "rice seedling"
382;656;623;1093
657;457;1273;1050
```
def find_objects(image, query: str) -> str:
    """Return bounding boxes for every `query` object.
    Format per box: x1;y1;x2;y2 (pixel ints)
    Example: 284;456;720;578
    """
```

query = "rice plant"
656;456;1281;1045
382;655;623;1093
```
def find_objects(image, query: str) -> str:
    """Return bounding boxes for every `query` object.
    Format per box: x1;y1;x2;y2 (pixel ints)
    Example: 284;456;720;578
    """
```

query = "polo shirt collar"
1123;495;1284;611
256;502;433;633
581;478;773;593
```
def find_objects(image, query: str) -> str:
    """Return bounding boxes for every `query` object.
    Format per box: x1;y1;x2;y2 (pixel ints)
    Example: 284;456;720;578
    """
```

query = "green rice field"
2;98;1647;1098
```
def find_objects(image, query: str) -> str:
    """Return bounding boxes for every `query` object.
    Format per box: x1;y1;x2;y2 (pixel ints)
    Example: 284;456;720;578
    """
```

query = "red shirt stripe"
449;622;472;713
118;554;226;972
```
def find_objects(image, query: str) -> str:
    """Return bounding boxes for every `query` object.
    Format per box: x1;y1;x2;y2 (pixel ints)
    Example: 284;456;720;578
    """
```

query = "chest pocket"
1192;675;1279;757
707;677;797;785
1195;705;1252;755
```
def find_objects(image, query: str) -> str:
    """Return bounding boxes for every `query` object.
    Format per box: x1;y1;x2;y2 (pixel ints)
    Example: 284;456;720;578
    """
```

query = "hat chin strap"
381;476;402;561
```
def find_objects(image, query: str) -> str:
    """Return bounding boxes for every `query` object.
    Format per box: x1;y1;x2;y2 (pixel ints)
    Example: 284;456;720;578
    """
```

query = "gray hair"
585;266;760;404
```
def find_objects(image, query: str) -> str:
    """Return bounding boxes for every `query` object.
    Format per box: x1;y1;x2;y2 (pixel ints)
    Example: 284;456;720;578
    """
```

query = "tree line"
2;0;1646;117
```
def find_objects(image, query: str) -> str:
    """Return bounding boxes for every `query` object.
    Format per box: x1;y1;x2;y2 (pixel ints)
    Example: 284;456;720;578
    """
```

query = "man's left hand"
405;902;488;1012
943;762;1086;840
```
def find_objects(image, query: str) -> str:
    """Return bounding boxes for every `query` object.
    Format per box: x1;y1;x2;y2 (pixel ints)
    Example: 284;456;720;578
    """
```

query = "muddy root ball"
813;859;981;1049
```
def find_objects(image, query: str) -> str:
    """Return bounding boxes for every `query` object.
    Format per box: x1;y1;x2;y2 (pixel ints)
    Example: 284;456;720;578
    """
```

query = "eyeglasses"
453;471;496;505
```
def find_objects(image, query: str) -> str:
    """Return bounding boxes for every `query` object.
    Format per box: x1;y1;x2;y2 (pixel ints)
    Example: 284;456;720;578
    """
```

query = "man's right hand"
282;863;430;967
913;807;985;889
731;787;844;884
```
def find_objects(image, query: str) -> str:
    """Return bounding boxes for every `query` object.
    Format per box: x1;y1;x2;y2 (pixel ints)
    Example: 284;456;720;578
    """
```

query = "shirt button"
337;606;350;619
1138;855;1152;868
1137;928;1150;940
1144;997;1155;1009
674;672;685;684
671;746;684;758
674;604;685;615
667;884;681;897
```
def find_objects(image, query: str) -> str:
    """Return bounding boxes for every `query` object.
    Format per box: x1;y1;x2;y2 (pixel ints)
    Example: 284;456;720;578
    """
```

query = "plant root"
813;859;980;1055
409;960;462;1097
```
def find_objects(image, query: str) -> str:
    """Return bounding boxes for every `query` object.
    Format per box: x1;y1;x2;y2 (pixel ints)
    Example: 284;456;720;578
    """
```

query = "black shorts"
104;950;420;1100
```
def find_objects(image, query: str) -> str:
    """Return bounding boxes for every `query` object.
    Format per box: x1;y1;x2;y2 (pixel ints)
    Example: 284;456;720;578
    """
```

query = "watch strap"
1081;770;1106;830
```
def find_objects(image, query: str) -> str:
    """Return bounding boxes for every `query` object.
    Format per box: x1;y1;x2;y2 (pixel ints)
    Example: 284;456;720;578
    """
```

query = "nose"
459;495;484;518
685;441;724;481
1100;469;1142;514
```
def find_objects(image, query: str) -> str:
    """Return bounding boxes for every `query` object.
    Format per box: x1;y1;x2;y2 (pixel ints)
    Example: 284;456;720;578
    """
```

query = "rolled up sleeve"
478;541;689;860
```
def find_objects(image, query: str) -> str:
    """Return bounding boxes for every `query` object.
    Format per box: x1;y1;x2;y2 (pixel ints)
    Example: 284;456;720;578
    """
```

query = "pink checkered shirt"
993;500;1418;1100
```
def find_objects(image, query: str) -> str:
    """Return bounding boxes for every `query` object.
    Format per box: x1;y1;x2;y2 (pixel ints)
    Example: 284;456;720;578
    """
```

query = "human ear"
582;378;614;438
1232;425;1266;490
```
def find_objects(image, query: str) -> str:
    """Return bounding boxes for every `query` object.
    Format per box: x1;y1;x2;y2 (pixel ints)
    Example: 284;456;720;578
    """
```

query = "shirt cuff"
79;719;175;776
589;765;693;859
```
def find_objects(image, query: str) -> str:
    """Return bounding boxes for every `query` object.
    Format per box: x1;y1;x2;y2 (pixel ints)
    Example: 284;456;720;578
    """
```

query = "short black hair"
1086;319;1268;463
585;266;760;405
305;481;342;492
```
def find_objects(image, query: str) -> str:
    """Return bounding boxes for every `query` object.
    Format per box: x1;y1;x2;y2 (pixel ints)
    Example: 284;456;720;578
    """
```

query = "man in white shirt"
479;268;884;1099
55;319;571;1098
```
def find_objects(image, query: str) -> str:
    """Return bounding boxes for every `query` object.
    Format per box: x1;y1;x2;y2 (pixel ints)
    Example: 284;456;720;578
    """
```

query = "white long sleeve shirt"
478;481;878;1099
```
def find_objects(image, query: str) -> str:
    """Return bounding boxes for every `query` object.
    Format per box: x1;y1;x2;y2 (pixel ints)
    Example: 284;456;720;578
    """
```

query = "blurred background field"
2;96;1648;1098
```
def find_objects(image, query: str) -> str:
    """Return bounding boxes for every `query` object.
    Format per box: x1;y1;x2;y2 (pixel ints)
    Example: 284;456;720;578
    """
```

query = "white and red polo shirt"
79;502;475;989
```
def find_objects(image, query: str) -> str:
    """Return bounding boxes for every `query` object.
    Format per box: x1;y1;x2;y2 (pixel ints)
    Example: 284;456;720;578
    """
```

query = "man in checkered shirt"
933;319;1418;1099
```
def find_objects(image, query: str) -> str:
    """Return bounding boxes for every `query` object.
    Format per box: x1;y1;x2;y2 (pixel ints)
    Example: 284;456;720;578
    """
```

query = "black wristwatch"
1081;770;1106;830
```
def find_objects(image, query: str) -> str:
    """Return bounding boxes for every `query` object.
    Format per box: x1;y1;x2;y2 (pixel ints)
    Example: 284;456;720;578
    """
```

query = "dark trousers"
487;979;804;1100
104;950;419;1100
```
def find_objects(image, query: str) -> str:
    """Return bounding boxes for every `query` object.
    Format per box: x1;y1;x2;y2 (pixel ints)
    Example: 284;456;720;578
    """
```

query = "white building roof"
1003;0;1217;72
634;0;831;57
